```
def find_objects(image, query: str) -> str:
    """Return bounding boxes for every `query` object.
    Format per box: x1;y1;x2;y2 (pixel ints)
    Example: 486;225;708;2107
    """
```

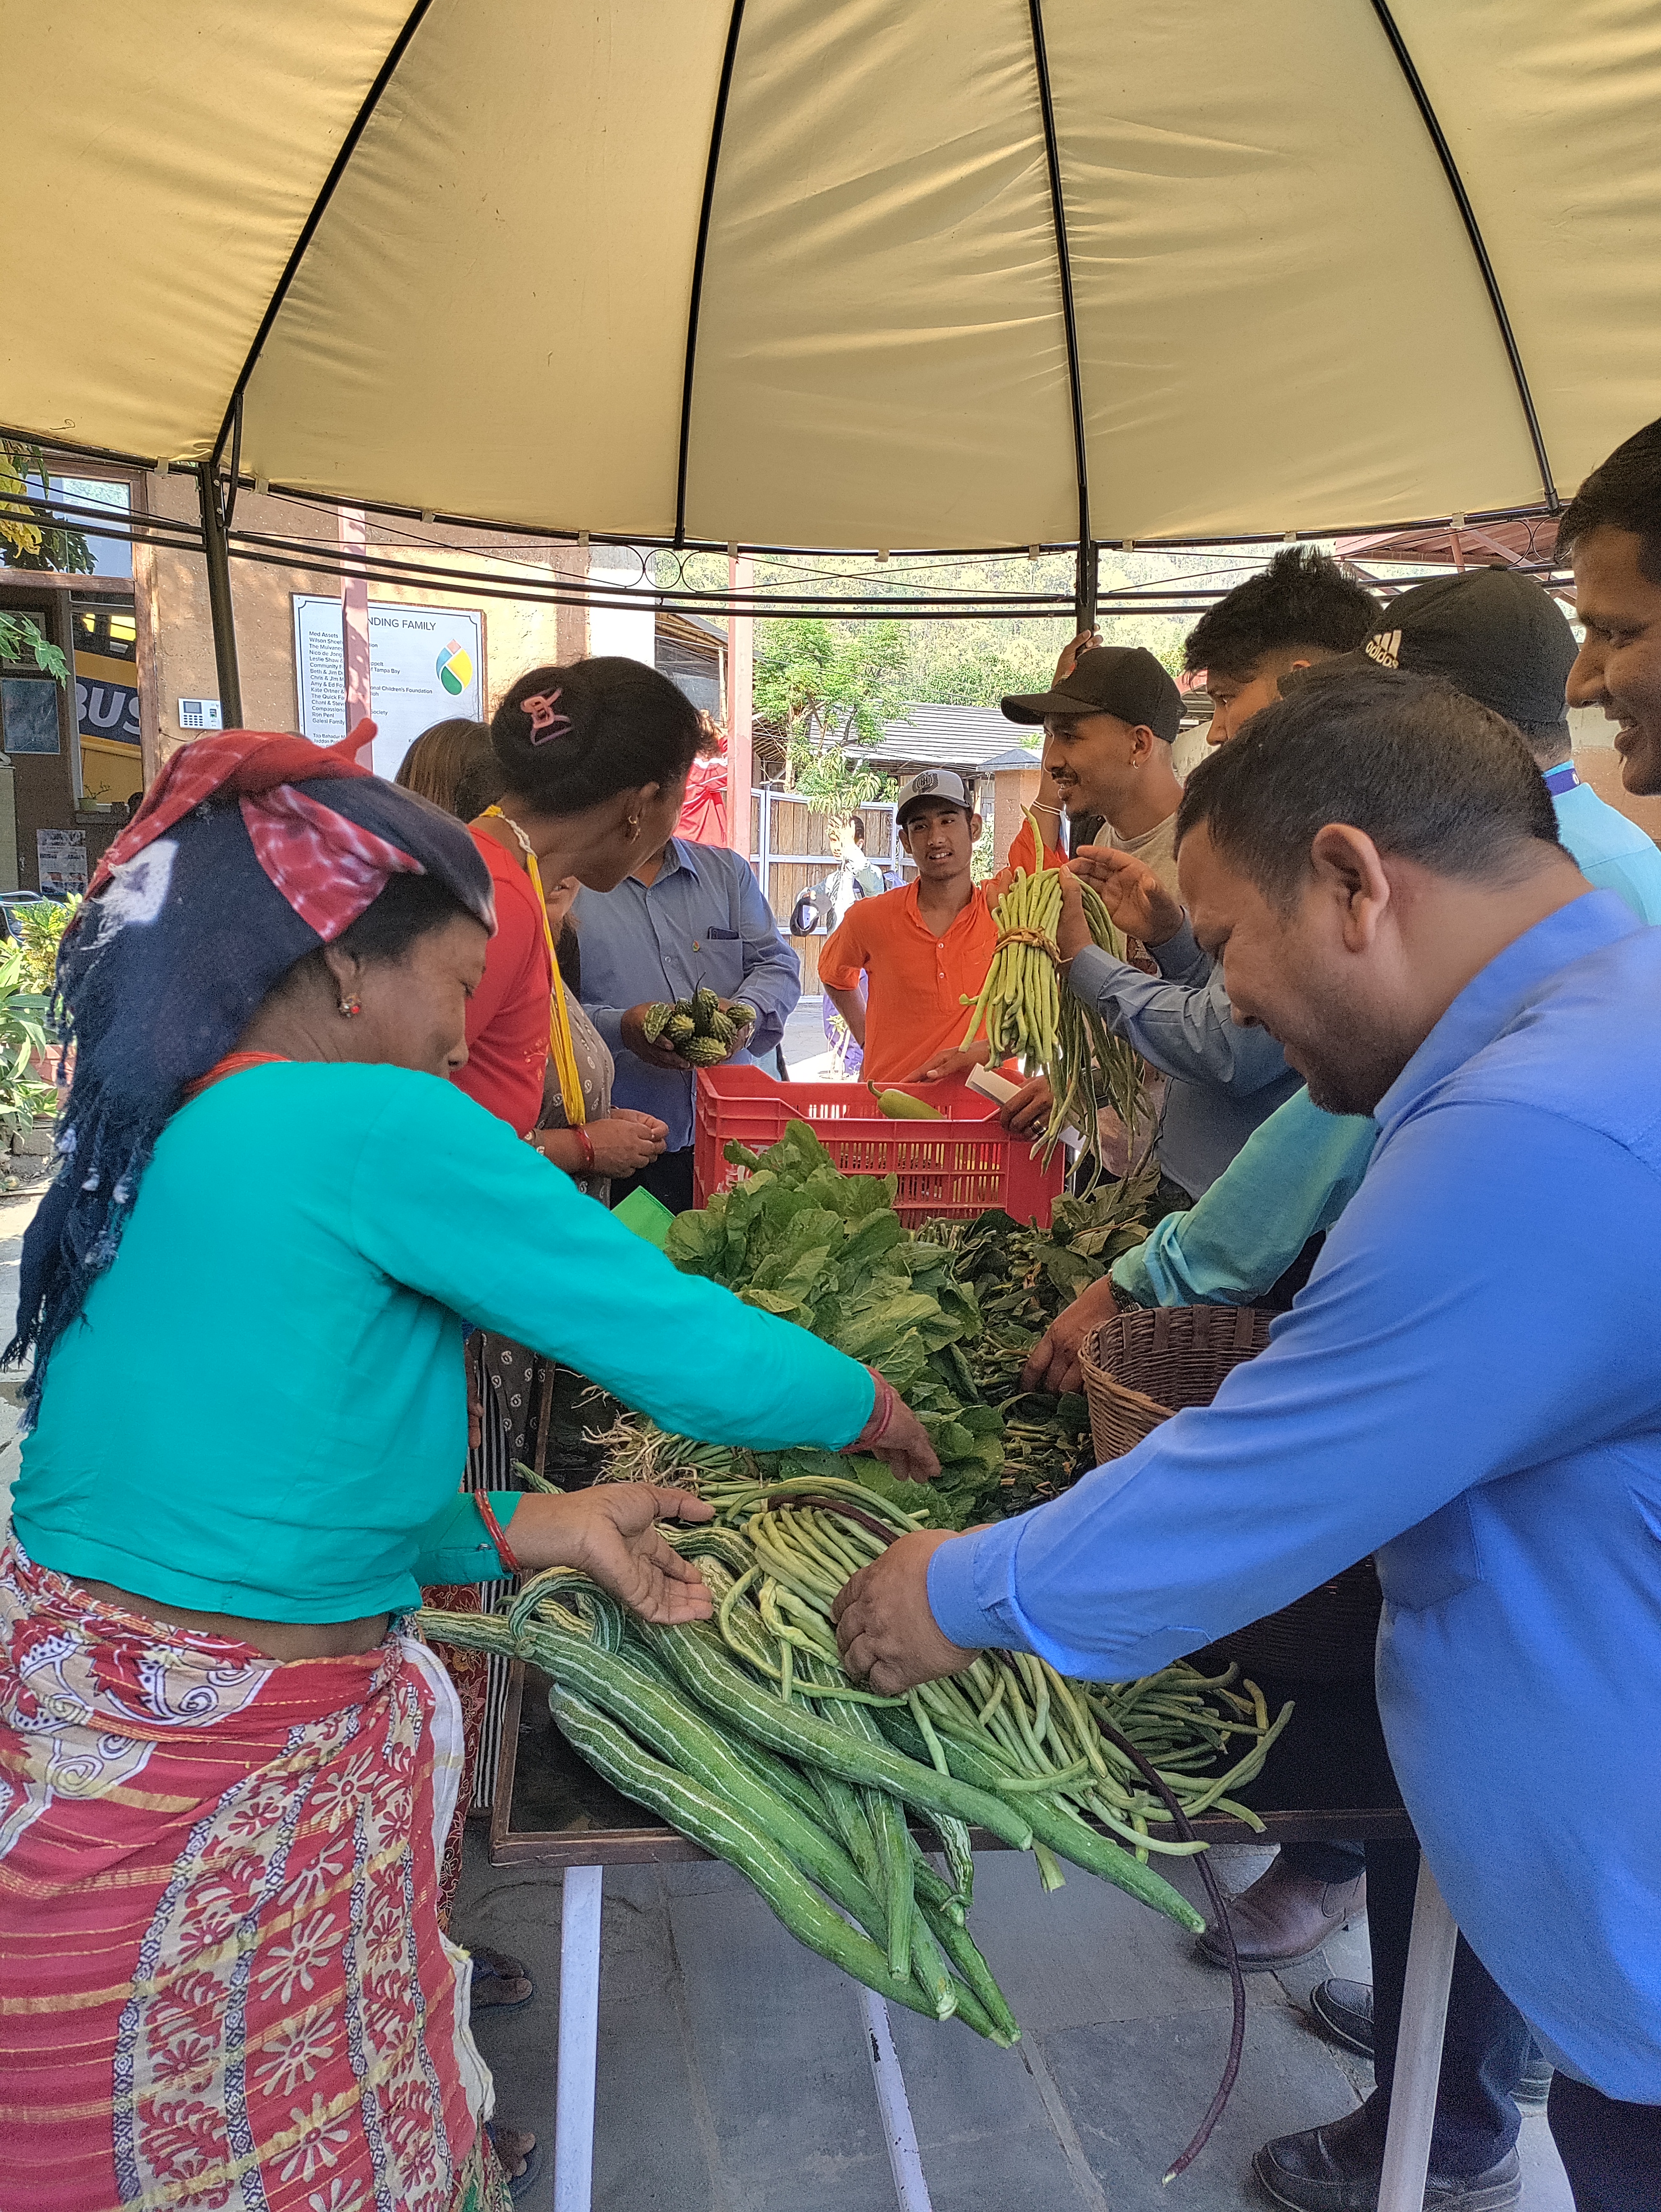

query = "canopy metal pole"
1377;1859;1459;2212
554;1864;604;2212
1074;539;1098;633
197;464;243;729
860;1987;933;2212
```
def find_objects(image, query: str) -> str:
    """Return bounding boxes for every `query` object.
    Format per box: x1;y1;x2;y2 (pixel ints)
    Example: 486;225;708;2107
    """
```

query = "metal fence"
744;792;909;995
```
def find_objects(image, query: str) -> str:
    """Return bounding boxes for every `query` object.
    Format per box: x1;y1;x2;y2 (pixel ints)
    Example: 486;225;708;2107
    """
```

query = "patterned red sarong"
0;1539;508;2212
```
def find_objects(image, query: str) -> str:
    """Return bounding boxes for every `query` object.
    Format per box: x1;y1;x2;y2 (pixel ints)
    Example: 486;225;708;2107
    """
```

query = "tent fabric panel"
240;0;732;536
0;0;412;468
682;0;1079;550
1387;0;1661;502
1048;0;1546;544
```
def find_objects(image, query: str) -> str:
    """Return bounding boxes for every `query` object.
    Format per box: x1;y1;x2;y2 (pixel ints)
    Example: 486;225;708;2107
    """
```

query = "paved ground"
780;994;840;1084
454;1822;1575;2212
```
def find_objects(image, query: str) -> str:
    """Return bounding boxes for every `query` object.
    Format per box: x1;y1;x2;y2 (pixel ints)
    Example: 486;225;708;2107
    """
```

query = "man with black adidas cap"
998;645;1303;1199
1362;567;1661;918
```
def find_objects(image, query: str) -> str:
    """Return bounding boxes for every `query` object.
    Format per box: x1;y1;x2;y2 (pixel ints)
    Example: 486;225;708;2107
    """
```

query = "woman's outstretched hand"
842;1372;942;1485
508;1484;716;1623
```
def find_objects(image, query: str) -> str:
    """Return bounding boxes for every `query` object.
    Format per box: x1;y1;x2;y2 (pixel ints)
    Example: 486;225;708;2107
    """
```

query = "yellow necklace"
484;808;587;1128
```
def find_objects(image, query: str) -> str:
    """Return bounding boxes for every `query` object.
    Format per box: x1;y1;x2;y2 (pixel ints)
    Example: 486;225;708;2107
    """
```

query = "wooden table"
492;1663;1452;2212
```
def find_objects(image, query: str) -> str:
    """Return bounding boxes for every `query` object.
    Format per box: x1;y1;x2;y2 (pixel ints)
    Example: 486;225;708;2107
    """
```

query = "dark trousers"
1547;2074;1661;2211
610;1146;696;1217
1360;1836;1531;2175
1277;1836;1528;2172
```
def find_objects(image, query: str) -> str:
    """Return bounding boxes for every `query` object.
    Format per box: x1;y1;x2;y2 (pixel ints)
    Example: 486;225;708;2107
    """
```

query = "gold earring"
626;816;641;841
338;993;361;1018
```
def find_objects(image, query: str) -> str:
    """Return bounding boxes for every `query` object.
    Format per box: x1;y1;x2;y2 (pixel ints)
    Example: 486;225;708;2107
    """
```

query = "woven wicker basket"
1079;1307;1381;1683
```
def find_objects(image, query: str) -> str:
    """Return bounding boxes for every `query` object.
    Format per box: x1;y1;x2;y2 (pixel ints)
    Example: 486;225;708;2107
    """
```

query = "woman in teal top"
0;727;933;2212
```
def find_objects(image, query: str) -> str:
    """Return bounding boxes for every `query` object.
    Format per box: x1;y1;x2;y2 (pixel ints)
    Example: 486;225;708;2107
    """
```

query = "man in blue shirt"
575;835;800;1212
835;668;1661;2210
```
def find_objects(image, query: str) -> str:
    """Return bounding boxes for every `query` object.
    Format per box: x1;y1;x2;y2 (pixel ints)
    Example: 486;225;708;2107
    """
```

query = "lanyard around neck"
484;808;587;1128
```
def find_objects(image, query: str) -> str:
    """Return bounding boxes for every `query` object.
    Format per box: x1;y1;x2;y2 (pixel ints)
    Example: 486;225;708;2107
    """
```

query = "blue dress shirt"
1553;777;1661;921
1109;782;1661;1305
575;841;801;1150
930;892;1661;2098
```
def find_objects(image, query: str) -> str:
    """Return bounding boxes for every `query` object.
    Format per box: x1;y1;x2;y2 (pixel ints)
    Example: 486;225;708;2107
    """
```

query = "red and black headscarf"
7;726;495;1407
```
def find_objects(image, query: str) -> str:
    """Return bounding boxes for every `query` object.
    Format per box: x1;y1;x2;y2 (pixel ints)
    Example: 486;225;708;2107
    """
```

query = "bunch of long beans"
732;1488;1291;1860
421;1479;1288;2171
958;839;1148;1174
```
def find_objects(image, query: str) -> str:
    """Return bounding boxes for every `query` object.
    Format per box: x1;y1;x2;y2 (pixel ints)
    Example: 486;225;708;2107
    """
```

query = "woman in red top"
457;657;700;1186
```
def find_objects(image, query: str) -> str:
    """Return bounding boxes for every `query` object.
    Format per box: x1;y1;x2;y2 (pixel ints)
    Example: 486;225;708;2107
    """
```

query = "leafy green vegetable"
663;1123;1002;1527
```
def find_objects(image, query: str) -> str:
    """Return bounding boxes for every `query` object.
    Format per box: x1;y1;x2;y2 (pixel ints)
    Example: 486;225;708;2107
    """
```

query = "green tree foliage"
1;439;94;576
752;618;910;791
0;609;67;681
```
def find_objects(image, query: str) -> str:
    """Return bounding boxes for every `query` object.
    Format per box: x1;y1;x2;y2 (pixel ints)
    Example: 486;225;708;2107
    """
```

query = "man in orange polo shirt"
819;770;1054;1086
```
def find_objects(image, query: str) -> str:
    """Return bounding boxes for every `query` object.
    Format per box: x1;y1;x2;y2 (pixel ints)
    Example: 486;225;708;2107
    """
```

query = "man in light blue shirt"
835;668;1661;2206
575;837;800;1211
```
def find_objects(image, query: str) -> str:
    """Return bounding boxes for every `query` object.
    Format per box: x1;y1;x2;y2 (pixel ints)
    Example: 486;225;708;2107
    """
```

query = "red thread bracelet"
843;1370;899;1454
474;1491;523;1576
573;1125;597;1172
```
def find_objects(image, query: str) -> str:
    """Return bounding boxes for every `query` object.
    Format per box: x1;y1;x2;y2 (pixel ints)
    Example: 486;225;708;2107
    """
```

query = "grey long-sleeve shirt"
1068;919;1303;1196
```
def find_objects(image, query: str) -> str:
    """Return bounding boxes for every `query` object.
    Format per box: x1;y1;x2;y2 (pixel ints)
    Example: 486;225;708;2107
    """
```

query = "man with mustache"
1563;414;1661;801
836;668;1661;2211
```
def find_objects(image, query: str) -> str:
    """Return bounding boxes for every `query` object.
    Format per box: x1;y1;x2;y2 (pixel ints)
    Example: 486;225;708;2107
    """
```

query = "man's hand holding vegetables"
1067;843;1185;948
990;853;1180;1143
833;1529;976;1695
1019;1273;1120;1395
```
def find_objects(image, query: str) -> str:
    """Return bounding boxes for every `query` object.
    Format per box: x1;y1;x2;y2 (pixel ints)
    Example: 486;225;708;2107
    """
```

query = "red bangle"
474;1491;523;1576
573;1125;597;1172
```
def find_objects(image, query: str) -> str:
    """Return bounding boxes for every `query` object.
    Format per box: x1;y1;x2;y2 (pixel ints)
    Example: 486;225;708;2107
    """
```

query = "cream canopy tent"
7;2;1661;562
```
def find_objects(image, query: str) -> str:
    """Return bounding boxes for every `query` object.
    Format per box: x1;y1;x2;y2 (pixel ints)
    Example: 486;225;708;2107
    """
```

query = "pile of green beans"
419;1488;1289;2053
958;846;1148;1176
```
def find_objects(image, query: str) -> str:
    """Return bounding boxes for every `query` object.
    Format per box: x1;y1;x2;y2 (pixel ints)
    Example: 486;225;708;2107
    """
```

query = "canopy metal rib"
1026;0;1095;622
1367;0;1558;510
673;0;747;549
207;0;435;474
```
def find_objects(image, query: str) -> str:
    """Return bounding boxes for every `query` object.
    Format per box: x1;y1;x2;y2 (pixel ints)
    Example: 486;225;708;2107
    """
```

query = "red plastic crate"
692;1065;1064;1228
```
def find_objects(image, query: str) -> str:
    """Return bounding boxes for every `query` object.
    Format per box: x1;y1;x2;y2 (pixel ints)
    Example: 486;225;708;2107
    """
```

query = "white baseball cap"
895;768;976;826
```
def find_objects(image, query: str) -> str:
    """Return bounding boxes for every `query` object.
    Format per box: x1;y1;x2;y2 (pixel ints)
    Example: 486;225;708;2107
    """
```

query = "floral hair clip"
520;689;575;743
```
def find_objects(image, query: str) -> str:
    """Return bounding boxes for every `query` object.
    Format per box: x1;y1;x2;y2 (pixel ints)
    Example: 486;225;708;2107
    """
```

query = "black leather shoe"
1253;2107;1521;2212
1308;1980;1553;2113
1311;1977;1375;2056
1197;1856;1366;1971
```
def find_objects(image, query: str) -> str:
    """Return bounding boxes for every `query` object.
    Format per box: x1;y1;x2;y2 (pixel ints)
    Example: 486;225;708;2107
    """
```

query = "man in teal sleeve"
834;667;1661;2210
